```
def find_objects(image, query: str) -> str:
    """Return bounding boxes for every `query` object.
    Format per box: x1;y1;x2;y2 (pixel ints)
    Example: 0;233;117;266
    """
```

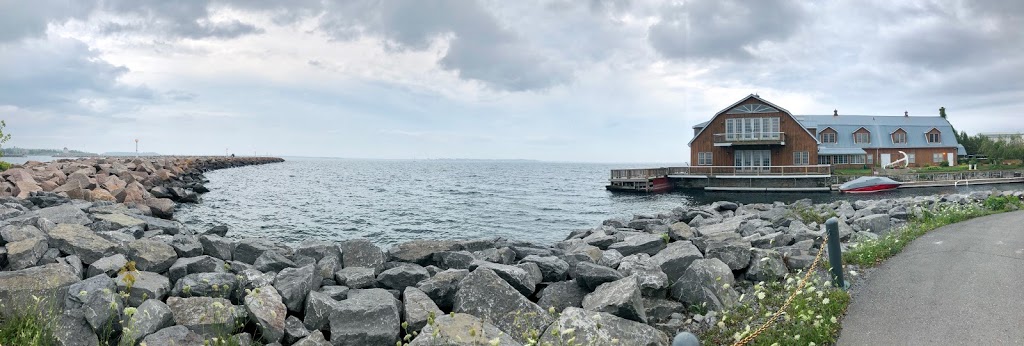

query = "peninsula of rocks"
0;156;1021;345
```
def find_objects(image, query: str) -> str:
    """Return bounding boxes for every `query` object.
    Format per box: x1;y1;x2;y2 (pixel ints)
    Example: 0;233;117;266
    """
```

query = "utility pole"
135;139;139;158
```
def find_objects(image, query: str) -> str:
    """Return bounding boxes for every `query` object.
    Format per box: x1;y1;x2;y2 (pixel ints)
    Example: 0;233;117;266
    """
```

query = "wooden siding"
690;97;818;166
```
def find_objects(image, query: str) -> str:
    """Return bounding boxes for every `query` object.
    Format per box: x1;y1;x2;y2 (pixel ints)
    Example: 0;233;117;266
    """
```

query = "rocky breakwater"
0;181;1021;345
0;156;284;219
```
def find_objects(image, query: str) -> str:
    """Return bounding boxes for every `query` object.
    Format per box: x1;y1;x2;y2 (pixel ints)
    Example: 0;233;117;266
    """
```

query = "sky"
0;0;1021;163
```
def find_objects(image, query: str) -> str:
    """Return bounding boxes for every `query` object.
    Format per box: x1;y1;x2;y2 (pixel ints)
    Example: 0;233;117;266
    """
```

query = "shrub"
0;161;9;171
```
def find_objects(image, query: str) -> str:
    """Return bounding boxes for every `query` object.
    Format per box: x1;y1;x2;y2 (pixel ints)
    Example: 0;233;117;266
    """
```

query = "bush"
0;161;9;171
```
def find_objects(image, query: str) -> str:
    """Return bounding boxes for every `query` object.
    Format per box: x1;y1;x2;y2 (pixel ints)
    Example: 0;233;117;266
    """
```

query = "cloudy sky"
1;0;1021;162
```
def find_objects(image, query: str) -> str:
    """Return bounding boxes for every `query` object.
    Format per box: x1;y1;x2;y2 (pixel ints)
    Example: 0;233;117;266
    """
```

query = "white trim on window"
698;152;713;166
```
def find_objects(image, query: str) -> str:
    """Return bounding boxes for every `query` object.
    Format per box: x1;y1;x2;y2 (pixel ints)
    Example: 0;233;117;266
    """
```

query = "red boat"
839;176;902;193
606;177;673;193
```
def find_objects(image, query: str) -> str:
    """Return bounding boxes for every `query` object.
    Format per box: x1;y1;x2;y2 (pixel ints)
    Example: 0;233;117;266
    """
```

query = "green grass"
833;168;872;176
0;298;57;346
790;205;838;225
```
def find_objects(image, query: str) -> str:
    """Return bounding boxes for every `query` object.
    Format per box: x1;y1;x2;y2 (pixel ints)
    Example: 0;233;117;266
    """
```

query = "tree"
0;120;10;158
939;107;947;119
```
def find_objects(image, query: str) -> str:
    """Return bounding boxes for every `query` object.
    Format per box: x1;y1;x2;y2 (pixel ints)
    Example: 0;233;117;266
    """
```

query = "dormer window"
819;128;837;143
854;128;871;144
892;130;907;144
928;132;941;143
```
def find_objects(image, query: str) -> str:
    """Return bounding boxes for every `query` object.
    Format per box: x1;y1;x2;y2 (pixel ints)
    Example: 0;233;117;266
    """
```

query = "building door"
880;153;891;167
947;153;954;166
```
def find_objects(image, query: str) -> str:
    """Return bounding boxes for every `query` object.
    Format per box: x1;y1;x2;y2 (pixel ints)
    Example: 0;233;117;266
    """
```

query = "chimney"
833;109;838;117
904;111;908;117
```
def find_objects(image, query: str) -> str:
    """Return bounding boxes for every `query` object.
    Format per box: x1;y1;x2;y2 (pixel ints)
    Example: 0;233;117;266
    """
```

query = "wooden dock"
608;165;833;192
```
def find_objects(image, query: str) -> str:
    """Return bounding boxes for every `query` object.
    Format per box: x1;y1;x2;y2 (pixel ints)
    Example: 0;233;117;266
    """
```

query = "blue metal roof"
818;147;867;155
796;115;960;150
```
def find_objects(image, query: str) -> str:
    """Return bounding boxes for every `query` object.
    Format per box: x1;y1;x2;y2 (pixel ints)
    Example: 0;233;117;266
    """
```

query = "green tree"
0;120;10;157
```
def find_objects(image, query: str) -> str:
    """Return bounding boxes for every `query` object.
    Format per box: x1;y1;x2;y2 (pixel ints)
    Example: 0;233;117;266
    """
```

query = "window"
933;153;944;163
725;117;780;141
698;152;713;165
793;151;809;165
927;132;941;143
854;132;870;144
734;150;771;169
820;132;836;143
908;153;916;164
867;154;873;165
851;155;866;164
892;132;907;144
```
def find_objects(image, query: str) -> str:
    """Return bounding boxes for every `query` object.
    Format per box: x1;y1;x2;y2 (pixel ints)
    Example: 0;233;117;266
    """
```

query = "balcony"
713;132;786;146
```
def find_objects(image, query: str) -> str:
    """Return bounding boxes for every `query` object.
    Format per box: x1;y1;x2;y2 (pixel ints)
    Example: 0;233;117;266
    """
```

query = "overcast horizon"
2;0;1022;163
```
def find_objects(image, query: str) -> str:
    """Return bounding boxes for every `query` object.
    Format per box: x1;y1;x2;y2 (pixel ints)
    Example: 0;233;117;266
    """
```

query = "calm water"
175;158;1024;246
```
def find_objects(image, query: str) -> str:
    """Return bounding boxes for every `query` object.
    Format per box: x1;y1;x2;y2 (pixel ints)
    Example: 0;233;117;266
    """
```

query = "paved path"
839;211;1024;345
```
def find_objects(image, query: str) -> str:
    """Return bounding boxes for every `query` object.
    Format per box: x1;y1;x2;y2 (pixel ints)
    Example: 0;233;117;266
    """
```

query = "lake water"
175;158;1024;246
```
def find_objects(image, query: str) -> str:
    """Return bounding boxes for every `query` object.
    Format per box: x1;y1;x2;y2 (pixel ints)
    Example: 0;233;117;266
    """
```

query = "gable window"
698;152;713;166
892;131;907;144
724;117;781;141
820;132;837;143
927;132;941;143
854;132;871;144
793;151;809;166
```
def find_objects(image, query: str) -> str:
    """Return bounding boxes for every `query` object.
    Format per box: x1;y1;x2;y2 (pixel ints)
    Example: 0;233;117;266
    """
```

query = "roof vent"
904;111;908;117
833;109;838;117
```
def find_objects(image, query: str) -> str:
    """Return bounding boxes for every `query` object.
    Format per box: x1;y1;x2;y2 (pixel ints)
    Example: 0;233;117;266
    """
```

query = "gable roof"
794;115;960;149
688;94;818;146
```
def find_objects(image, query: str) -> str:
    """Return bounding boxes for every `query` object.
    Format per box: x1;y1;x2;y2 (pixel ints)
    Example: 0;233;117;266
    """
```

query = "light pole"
135;139;139;158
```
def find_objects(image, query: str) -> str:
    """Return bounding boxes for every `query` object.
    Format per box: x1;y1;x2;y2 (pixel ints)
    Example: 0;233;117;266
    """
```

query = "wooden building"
690;95;966;169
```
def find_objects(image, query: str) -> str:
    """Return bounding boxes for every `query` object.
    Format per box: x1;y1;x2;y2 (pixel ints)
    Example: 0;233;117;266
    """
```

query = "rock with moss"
539;307;668;346
410;312;523;346
5;236;48;270
166;296;246;337
171;272;239;300
0;263;80;315
403;286;443;333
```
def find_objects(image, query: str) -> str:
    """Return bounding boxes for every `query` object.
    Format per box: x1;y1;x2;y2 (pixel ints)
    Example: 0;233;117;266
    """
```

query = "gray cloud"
100;0;264;39
0;37;153;114
316;0;571;91
647;0;806;60
0;0;96;42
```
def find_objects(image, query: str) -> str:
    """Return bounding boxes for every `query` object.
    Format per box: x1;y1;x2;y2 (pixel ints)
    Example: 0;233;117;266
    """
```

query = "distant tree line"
956;131;1024;165
1;147;98;156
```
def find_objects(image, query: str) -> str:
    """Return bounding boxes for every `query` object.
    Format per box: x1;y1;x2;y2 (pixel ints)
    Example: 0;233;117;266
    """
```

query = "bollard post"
825;217;847;289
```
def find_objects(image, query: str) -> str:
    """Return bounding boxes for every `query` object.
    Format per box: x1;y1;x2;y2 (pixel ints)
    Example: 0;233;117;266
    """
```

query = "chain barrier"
731;234;830;346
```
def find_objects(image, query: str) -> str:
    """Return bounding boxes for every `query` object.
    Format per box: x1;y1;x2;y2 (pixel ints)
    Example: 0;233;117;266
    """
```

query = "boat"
606;176;673;193
839;176;902;193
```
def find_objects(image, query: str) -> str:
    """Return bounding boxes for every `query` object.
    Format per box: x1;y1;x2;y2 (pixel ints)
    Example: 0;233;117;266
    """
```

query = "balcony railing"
713;132;786;145
610;164;832;180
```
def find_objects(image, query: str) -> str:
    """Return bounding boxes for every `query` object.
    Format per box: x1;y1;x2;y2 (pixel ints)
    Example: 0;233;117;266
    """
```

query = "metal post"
825;217;847;289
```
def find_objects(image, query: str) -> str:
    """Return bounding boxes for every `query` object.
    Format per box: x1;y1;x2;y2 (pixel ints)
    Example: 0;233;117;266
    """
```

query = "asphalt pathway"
838;211;1024;345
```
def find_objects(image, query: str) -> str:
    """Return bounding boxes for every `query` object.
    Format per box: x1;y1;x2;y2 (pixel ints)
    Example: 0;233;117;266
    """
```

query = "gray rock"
166;296;246;336
293;330;331;346
696;214;756;236
520;255;570;282
117;271;171;307
303;291;340;332
538;280;587;312
712;201;739;212
37;204;91;225
284;315;310;345
329;288;401;346
598;249;624;268
538;307;668;346
0;263;79;315
473;247;516;264
65;274;123;333
58;255;84;279
410;313;522;346
319;285;349;300
746;249;788;282
574;261;624;291
133;215;185;235
607;233;666;257
200;234;235;261
315;255;341;281
669;259;738;311
651;241;703;284
388;239;458;264
169;234;203;258
205;225;229;237
854;213;892;235
295;240;341;262
244;285;287;344
142;325;204;346
453;268;552;343
750;231;791;249
5;236;48;270
377;264;430;290
334;266;375;289
235;239;282;264
433;250;476;269
403;286;442;333
471;261;537;297
582;275;647;323
616;254;669;295
275;264;319;314
416;268;468;311
643;297;684;323
628;218;662;230
123;299;174;346
785;254;817;270
339;238;386;274
516;262;543;286
172;272;239;300
48;223;116;264
704;235;753;271
255;250;297;273
168;255;227;283
94;213;147;229
126;239;178;273
1;224;46;243
53;311;100;346
87;253;128;278
668;222;695;241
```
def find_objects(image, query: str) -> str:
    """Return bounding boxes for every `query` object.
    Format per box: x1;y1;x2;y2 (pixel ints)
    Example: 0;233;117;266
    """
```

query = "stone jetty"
0;157;1022;345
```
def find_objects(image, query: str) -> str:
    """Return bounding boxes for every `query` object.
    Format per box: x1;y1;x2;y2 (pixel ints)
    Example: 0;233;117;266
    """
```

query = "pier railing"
610;165;831;180
713;132;786;145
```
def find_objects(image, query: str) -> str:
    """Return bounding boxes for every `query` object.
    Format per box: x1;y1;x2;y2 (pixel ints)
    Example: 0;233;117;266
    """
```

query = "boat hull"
841;184;901;193
606;177;673;193
839;176;902;193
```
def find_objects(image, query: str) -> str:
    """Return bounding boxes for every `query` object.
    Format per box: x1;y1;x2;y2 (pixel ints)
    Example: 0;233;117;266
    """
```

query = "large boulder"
650;241;703;284
696;214;755;236
234;239;282;265
142;325;204;346
574;261;624;291
616;254;668;295
471;261;537;297
167;255;226;283
745;248;789;282
275;264;319;314
537;280;587;312
126;239;178;273
254;250;297;273
334;266;375;289
166;296;246;336
0;263;80;315
581;275;647;323
520;255;570;282
117;271;171;307
607;234;666;257
5;236;48;270
339;239;386;273
303;291;341;332
538;307;668;346
703;234;753;271
200;234;235;261
122;299;174;346
669;259;739;311
329;288;401;346
94;213;146;229
668;222;695;241
36;204;91;225
87;254;129;278
410;313;522;346
854;213;892;235
64;275;123;333
388;239;458;265
416;269;468;311
171;272;238;300
377;264;430;290
47;223;117;264
52;311;100;346
244;285;287;344
403;287;443;333
453;268;552;343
